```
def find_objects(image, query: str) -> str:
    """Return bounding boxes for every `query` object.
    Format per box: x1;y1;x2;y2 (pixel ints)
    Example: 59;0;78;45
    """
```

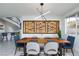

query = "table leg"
59;43;62;56
23;43;27;56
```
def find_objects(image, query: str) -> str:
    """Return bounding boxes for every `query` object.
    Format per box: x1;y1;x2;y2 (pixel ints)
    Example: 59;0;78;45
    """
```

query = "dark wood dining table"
16;37;70;56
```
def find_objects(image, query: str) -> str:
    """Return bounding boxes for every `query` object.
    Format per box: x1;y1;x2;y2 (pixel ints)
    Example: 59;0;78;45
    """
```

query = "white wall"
20;16;65;38
2;18;20;28
0;20;5;33
5;21;20;32
0;19;20;33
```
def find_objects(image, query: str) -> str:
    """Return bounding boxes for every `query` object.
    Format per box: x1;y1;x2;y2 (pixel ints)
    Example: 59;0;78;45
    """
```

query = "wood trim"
16;38;70;44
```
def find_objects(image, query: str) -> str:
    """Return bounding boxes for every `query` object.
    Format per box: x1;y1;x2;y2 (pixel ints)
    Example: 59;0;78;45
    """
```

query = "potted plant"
15;32;20;36
57;30;61;39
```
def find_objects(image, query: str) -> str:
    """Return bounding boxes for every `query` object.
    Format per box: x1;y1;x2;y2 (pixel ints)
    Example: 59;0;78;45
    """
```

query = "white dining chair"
26;42;40;56
44;42;59;56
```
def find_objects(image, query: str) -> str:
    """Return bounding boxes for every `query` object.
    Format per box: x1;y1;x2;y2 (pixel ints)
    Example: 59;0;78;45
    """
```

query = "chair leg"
2;36;4;41
14;47;17;55
6;36;8;41
38;53;40;56
10;36;12;41
66;49;67;52
1;36;4;42
63;48;65;56
71;48;74;56
19;47;20;51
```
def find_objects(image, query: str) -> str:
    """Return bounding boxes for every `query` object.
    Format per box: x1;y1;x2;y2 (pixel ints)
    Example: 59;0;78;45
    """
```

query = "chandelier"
35;3;50;20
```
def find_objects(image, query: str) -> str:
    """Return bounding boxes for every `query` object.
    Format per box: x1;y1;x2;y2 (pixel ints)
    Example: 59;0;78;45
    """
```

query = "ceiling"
0;3;79;18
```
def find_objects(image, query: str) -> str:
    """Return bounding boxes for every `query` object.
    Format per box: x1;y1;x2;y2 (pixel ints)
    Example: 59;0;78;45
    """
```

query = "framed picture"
23;20;59;34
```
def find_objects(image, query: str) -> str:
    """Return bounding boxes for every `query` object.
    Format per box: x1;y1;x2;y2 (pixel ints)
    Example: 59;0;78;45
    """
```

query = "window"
77;17;79;35
65;17;76;34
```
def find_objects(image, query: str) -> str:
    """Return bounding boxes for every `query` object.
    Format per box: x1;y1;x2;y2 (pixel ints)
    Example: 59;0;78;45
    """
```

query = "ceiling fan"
34;3;50;20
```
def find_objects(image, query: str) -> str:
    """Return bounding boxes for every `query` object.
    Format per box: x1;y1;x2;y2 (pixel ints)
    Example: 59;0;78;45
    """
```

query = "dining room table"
16;37;70;56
